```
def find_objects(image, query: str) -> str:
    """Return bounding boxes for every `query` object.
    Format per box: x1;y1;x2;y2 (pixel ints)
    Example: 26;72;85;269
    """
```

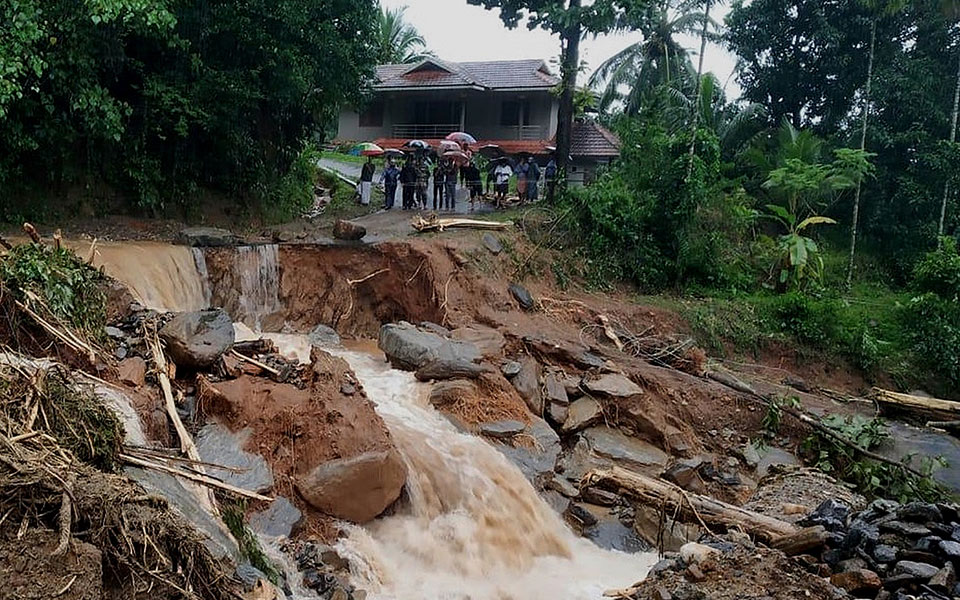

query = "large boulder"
415;358;486;381
196;424;274;494
378;322;480;371
582;426;668;473
160;309;234;369
178;226;240;247
333;219;367;241
583;374;644;398
296;449;406;523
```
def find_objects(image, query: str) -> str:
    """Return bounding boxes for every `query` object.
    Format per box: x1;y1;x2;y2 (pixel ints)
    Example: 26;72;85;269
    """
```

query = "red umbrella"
442;150;470;165
445;132;477;146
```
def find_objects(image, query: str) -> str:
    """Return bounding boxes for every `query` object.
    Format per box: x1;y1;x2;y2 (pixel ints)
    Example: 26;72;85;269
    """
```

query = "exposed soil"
198;347;402;540
0;529;103;600
631;547;841;600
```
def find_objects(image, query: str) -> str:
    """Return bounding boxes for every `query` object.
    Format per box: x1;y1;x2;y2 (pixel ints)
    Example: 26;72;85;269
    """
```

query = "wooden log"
874;388;960;421
22;222;41;243
230;350;281;377
411;216;511;233
770;525;829;556
584;466;798;543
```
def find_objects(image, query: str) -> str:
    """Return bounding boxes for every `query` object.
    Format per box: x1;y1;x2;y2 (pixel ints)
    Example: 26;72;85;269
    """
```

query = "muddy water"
92;241;211;312
318;345;656;600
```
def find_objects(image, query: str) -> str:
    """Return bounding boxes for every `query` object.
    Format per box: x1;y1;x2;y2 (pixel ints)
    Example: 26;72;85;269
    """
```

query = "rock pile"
795;499;960;599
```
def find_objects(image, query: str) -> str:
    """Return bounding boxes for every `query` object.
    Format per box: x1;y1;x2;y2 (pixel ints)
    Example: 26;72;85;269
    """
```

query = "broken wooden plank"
411;216;511;233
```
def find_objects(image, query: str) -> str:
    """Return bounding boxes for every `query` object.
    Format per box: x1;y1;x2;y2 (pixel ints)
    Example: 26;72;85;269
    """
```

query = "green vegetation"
0;0;379;221
222;503;280;585
0;243;107;338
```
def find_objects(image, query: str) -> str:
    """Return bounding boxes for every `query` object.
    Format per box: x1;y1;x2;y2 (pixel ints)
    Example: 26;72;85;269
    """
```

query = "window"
501;100;522;127
359;102;384;128
413;101;460;124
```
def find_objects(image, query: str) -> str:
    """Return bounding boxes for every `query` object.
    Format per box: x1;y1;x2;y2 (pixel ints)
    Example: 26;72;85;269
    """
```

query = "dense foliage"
0;0;379;219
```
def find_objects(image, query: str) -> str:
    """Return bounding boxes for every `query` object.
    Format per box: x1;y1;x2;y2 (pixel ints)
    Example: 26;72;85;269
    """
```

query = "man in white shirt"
493;159;513;208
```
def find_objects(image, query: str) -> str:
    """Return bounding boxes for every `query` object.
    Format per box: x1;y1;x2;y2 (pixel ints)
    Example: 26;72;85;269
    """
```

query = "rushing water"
235;244;282;330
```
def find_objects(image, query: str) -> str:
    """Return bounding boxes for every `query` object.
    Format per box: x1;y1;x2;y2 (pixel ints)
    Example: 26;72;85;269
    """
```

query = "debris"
874;387;960;421
411;215;510;233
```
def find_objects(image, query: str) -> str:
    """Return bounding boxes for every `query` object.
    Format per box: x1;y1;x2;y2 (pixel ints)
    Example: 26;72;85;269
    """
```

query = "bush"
912;237;960;300
769;292;844;347
259;144;322;224
903;293;960;387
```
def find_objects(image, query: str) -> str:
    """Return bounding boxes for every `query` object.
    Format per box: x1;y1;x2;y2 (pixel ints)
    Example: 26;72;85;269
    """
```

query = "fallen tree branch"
874;388;960;421
120;453;272;502
230;350;280;377
14;297;97;365
584;466;797;543
411;216;510;233
52;472;75;556
707;370;930;480
22;222;41;243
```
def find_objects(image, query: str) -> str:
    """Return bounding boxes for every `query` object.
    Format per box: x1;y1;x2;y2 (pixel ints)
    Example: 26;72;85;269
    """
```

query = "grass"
222;503;281;584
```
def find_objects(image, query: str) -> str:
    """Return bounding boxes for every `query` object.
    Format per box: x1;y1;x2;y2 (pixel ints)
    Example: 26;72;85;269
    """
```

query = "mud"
0;529;102;600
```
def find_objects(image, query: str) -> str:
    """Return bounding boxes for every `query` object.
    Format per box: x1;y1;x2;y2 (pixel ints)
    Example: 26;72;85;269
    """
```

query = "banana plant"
764;203;837;289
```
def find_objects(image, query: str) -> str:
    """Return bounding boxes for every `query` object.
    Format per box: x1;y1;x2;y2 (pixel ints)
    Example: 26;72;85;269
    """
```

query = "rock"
196;425;274;493
566;503;598;527
755;447;801;478
680;542;719;565
117;356;147;387
547;401;568;426
308;324;341;347
898;502;942;523
874;544;899;563
415;358;486;381
428;379;477;407
939;540;960;563
893;560;939;580
249;498;303;538
915;535;943;553
543;370;569;405
340;382;356;395
450;326;505;359
799;499;852;532
378;322;480;371
583;426;668;473
583;374;643;398
581;487;620;507
479;420;526;439
837;557;869;573
511;355;543;415
830;569;882;594
562;397;603;434
496;417;561;482
508;283;535;310
741;442;761;469
482;232;503;254
843;522;880;553
160;309;235;369
105;325;125;339
562;375;583;398
881;521;931;537
929;562;956;591
296;449;406;523
501;361;522;378
546;475;580;498
332;219;366;241
419;322;451;336
662;460;706;494
179;226;240;247
634;505;703;552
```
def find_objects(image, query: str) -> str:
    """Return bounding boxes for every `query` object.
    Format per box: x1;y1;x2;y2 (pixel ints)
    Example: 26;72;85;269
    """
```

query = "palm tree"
939;0;960;241
588;0;707;114
685;0;716;182
375;6;431;65
846;0;908;288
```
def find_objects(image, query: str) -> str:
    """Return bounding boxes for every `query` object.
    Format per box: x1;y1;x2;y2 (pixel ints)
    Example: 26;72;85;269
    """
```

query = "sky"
380;0;742;99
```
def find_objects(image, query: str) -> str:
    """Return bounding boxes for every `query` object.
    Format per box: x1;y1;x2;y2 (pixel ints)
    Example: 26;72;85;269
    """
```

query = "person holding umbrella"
525;156;541;202
400;157;417;210
359;156;376;206
379;158;400;210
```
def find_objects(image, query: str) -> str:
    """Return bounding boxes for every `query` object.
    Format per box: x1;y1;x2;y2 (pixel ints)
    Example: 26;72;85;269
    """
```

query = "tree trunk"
846;18;877;288
554;0;581;193
939;47;960;241
685;0;713;182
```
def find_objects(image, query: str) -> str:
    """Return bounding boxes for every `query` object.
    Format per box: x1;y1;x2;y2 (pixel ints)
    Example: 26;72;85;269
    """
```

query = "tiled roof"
569;121;621;158
375;59;558;90
373;138;553;155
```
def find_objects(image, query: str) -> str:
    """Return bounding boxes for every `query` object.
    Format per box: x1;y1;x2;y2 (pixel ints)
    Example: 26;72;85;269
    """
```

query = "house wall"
335;89;558;142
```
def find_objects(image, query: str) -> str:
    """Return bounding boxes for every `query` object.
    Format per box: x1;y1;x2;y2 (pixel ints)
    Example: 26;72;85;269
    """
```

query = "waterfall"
236;244;282;330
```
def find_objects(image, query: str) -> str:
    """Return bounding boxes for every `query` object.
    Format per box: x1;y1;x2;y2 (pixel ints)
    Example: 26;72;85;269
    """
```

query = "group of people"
359;153;558;213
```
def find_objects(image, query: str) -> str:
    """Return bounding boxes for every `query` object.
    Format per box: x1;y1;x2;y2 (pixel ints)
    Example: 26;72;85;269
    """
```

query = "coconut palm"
685;0;717;182
588;0;710;114
939;0;960;241
846;0;909;287
375;6;431;65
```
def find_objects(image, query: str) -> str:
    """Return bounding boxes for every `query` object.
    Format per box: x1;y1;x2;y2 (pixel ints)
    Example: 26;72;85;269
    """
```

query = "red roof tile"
569;121;621;158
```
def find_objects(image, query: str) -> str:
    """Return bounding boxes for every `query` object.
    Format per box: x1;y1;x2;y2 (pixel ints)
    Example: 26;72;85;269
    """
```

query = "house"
335;58;619;185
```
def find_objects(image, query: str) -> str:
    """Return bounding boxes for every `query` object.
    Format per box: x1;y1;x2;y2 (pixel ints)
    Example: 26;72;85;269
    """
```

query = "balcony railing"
392;123;460;139
508;125;544;141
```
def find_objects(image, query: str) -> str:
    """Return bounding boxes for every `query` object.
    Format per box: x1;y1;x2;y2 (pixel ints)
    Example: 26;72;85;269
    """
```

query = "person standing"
400;158;417;210
544;156;558;203
432;160;445;211
525;156;541;202
493;159;512;208
516;160;528;203
415;156;429;210
359;157;376;206
485;160;497;196
463;161;482;211
444;159;458;212
379;159;399;210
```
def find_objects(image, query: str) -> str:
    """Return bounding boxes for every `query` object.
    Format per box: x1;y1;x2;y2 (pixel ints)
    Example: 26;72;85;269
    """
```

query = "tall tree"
685;0;715;182
940;0;960;240
375;6;431;64
467;0;650;186
588;0;705;114
846;0;908;288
